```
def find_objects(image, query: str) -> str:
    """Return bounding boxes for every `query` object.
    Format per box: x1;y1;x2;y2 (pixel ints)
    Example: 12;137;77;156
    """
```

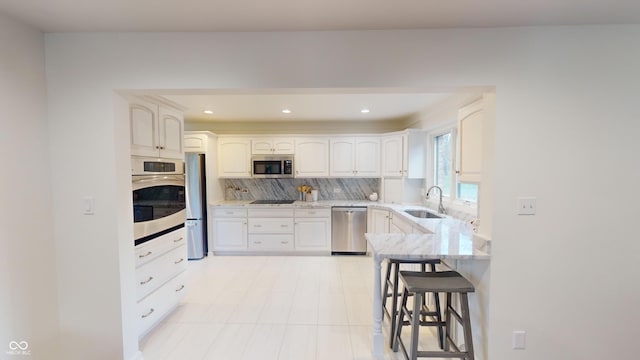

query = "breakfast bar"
365;213;491;359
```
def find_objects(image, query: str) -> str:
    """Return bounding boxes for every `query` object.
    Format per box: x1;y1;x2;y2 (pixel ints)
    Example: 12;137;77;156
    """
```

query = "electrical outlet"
512;330;526;349
517;197;536;215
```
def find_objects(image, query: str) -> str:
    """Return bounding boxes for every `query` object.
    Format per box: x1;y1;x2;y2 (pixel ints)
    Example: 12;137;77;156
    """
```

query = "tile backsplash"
224;178;380;201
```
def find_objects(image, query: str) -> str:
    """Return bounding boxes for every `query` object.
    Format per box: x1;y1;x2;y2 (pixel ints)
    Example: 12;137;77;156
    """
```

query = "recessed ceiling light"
282;109;292;114
203;110;213;115
361;108;370;113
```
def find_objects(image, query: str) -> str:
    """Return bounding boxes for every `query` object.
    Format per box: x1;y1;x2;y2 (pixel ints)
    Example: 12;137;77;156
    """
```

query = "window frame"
427;123;478;216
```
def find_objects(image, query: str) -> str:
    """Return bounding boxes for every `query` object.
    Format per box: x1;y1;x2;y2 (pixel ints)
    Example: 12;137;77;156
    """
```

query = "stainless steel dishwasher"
331;206;367;255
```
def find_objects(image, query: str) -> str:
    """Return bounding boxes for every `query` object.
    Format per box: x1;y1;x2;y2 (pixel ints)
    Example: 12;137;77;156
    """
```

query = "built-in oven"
252;155;294;178
132;157;186;245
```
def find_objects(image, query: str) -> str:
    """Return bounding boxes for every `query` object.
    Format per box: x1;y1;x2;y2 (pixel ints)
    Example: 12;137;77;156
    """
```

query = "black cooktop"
250;200;295;204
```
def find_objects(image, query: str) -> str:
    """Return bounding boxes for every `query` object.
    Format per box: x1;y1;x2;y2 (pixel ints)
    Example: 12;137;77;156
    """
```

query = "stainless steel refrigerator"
185;153;207;260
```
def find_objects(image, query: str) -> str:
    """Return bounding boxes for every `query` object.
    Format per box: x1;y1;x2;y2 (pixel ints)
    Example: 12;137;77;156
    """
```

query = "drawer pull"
280;225;288;228
174;237;184;243
175;284;185;292
254;241;262;244
138;251;152;258
281;241;289;244
141;308;155;319
140;276;154;285
309;211;316;214
174;258;184;264
225;211;234;215
254;224;262;228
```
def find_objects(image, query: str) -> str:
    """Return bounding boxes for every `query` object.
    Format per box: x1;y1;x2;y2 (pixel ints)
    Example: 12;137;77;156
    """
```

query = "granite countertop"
209;200;490;260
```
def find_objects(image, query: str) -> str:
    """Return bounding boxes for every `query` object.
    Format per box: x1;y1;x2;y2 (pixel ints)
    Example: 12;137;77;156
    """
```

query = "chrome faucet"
425;185;446;214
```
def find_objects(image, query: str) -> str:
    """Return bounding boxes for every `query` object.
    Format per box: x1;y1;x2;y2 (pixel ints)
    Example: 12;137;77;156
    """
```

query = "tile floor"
139;255;444;360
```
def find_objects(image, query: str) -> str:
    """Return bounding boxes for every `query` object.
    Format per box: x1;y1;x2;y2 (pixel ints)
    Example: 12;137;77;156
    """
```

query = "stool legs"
383;261;443;350
460;293;475;360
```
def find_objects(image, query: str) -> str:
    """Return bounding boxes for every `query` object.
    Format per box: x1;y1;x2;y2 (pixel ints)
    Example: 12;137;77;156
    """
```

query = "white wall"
0;13;60;359
43;26;640;360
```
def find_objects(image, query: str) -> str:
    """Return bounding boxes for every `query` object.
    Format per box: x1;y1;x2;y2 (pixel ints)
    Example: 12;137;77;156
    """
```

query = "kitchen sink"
404;209;442;219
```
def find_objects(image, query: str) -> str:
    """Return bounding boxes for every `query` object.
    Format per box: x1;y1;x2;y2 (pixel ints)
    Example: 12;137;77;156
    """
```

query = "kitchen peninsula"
366;205;491;359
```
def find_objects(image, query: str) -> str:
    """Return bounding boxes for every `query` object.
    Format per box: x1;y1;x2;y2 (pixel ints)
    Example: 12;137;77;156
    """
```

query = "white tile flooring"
139;255;444;360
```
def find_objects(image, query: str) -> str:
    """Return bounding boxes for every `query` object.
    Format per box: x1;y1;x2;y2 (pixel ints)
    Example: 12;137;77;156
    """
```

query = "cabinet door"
355;137;380;177
272;138;295;154
130;100;159;157
251;138;274;154
184;133;207;153
368;209;390;233
381;135;404;177
295;138;329;177
330;138;355;177
457;100;484;183
212;218;247;250
218;138;252;178
158;106;184;159
295;218;330;250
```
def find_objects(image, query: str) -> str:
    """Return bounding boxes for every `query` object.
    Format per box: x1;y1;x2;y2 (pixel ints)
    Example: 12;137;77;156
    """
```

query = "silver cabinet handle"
138;251;152;258
254;241;262;244
174;237;184;243
280;224;288;227
254;224;262;227
175;285;185;292
226;211;234;215
140;276;153;285
174;258;184;264
281;241;288;244
141;308;155;319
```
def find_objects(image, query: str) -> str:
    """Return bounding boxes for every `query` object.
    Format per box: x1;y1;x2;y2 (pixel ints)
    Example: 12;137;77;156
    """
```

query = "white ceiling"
3;0;637;125
164;92;450;123
1;0;639;32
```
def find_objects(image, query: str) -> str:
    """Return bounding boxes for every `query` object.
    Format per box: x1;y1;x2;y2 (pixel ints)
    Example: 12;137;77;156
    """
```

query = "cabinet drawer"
213;208;247;217
248;208;294;218
248;218;294;233
136;244;187;301
248;235;294;250
137;270;188;337
135;228;186;268
294;208;331;218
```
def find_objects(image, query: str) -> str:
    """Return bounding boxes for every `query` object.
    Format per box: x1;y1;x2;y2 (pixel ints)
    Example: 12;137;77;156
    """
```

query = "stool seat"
394;270;476;360
400;271;475;293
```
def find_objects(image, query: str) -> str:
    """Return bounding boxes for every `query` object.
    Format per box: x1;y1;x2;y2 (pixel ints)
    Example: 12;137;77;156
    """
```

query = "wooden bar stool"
382;258;443;349
393;270;475;360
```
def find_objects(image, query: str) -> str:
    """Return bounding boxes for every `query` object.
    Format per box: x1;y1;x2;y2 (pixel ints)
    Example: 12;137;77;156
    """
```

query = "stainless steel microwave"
252;155;294;178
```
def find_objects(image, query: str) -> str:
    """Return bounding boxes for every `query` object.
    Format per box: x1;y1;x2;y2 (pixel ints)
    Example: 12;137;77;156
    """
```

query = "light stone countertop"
209;200;490;260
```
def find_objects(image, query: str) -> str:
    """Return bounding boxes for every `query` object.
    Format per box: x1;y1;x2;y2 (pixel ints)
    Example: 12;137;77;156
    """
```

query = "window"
434;133;452;196
431;127;478;206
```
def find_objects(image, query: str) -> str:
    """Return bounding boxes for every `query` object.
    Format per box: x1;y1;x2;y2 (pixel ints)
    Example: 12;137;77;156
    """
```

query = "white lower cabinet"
212;208;248;251
212;206;331;254
134;227;187;338
368;208;390;233
247;208;295;252
294;208;331;251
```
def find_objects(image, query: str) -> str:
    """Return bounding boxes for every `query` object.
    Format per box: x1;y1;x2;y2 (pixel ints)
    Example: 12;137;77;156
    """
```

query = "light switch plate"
83;196;94;215
517;197;536;215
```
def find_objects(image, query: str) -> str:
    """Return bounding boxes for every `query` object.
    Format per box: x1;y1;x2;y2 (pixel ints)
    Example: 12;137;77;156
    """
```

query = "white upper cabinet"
457;99;484;183
184;132;208;153
381;130;426;178
330;137;380;177
295;138;330;177
252;137;295;154
381;135;404;177
130;97;184;160
218;137;252;178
